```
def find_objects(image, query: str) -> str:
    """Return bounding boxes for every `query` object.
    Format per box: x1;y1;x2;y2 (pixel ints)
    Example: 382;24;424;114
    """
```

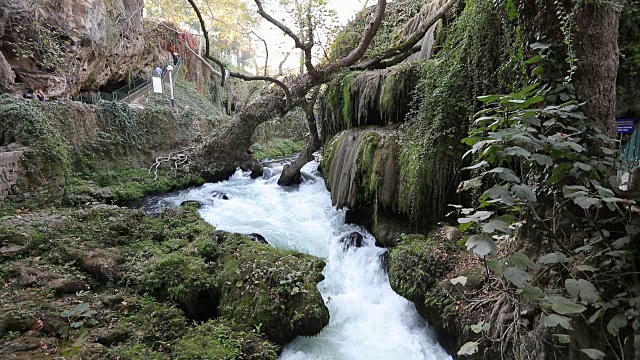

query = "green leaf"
483;220;510;234
509;252;536;269
483;186;515;206
547;296;587;315
524;55;543;64
459;176;484;191
588;308;606;324
553;334;571;344
530;154;553;167
487;259;506;274
450;276;467;286
459;211;494;224
612;236;630;249
503;267;529;287
463;161;489;170
576;265;597;272
477;95;502;103
565;279;599;303
580;349;606;360
573;162;592;171
466;235;498;257
531;41;552;50
523;286;544;301
607;313;628;336
562;185;588;198
544;314;573;330
573;195;602;210
488;167;520;182
457;341;479;356
505;146;531;157
512;184;537;202
470;321;491;333
539;252;569;265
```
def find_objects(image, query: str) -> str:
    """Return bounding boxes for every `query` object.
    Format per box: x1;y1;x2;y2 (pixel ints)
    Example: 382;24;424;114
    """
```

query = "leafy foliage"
455;78;640;356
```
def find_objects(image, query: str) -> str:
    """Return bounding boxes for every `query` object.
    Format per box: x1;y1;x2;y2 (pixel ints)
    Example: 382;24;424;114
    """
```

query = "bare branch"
254;0;317;76
186;0;227;82
254;0;306;49
351;0;456;70
325;0;388;72
185;0;292;107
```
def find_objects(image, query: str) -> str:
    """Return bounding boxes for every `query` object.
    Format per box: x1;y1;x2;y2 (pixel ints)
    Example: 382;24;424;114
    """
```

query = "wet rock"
0;244;25;257
211;191;229;200
14;264;56;287
249;233;268;244
180;200;203;208
68;248;123;282
340;231;364;249
101;295;125;308
49;278;88;295
215;230;228;244
0;311;32;337
95;327;130;347
215;234;329;345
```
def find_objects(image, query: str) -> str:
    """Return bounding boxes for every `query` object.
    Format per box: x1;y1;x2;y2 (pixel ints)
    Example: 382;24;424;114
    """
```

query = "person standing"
172;52;179;65
154;65;162;77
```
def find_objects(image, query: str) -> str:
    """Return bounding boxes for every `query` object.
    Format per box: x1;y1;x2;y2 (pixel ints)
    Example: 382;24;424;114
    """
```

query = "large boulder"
214;233;329;345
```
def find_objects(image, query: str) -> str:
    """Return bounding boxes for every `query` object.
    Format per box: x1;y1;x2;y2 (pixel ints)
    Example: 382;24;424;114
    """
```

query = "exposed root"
148;146;196;180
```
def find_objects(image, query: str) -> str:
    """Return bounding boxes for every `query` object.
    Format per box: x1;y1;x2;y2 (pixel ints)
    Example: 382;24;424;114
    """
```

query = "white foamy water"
146;160;452;360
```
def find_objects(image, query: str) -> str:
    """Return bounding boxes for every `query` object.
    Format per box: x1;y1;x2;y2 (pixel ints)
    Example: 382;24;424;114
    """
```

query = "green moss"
65;167;204;205
115;297;189;351
141;252;214;308
387;234;458;329
0;95;70;184
398;0;518;224
380;64;418;123
173;319;279;360
250;138;305;160
354;131;382;201
214;234;329;344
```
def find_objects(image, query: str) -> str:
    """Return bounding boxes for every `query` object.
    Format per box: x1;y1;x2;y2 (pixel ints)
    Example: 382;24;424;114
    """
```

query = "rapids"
143;160;451;360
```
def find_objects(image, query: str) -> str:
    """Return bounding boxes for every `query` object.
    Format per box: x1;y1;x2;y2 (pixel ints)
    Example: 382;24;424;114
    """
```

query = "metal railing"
72;58;183;104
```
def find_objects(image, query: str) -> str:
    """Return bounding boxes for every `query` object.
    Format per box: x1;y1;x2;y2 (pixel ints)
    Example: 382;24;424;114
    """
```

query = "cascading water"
145;160;452;360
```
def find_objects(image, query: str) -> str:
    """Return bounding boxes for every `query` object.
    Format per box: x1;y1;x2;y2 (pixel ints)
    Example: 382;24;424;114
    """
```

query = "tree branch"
186;0;292;107
324;0;388;72
351;0;456;70
253;0;317;77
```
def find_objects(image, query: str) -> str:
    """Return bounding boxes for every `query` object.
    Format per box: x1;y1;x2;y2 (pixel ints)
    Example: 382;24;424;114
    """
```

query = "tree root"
148;146;196;180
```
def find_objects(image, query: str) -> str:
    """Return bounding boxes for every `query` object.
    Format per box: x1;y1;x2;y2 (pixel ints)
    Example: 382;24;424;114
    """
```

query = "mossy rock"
65;167;205;206
214;234;329;344
173;319;279;360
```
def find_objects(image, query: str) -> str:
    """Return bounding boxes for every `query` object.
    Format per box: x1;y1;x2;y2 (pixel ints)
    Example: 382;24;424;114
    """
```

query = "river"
143;160;451;360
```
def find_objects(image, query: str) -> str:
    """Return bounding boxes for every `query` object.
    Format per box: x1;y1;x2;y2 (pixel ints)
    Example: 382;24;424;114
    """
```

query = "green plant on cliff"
454;81;639;358
399;0;519;224
0;95;70;179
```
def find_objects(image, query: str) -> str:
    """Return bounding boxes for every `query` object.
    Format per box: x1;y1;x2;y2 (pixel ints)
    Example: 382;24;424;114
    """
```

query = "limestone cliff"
0;0;157;97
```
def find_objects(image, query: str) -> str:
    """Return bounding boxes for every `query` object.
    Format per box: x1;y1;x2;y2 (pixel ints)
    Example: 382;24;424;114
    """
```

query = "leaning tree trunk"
278;91;321;186
191;74;317;181
573;0;622;136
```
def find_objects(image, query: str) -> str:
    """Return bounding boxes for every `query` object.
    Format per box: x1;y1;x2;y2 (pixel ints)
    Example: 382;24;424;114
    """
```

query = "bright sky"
257;0;366;73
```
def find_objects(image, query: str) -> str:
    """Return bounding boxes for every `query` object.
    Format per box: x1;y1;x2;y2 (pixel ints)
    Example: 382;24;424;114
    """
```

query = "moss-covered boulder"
173;319;279;360
214;234;329;345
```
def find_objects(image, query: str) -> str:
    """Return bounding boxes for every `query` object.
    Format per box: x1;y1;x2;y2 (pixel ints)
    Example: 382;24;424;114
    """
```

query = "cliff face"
0;0;158;97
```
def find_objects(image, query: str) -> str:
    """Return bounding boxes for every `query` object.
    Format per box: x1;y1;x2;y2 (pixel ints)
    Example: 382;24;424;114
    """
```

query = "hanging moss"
398;0;520;224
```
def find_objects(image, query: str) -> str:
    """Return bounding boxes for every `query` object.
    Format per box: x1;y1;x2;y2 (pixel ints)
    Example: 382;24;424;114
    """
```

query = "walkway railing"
73;58;183;104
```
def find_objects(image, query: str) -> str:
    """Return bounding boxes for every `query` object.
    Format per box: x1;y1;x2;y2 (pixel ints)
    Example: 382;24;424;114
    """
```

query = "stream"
142;160;452;360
